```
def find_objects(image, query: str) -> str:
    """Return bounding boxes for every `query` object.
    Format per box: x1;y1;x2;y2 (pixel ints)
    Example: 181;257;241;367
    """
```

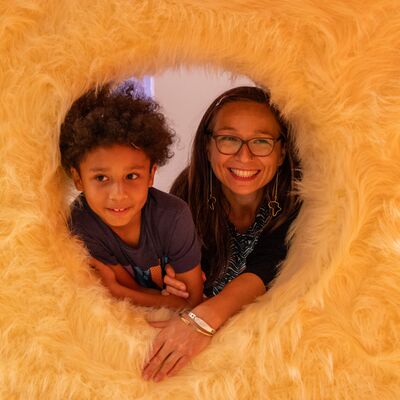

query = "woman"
142;86;300;381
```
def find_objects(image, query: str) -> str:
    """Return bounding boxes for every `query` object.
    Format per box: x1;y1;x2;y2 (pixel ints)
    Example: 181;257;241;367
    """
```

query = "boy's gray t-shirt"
69;187;201;289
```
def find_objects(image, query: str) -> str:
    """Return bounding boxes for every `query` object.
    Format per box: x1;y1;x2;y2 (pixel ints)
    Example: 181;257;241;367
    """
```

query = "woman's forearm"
190;273;266;330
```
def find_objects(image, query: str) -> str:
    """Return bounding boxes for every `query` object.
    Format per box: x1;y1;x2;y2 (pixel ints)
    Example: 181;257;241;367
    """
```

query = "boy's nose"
109;182;128;201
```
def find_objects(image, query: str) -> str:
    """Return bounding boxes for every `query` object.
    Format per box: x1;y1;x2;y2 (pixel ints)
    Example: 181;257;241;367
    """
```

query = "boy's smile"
71;144;156;246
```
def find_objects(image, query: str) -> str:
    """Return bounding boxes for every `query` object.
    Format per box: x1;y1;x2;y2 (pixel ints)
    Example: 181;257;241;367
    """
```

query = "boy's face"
71;144;156;242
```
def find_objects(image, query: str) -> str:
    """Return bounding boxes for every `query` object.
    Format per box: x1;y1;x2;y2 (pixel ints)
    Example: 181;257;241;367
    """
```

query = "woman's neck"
223;188;264;233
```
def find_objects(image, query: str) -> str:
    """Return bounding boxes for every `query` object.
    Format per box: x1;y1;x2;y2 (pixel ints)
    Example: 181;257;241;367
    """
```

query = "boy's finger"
164;264;176;278
163;275;186;291
165;286;189;298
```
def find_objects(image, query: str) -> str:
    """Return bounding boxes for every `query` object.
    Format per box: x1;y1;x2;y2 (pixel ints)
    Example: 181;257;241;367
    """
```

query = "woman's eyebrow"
214;126;237;132
254;130;276;137
215;127;276;137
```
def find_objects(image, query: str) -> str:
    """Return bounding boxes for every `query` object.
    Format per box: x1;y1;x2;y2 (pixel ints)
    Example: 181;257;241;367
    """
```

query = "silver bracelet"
185;310;216;335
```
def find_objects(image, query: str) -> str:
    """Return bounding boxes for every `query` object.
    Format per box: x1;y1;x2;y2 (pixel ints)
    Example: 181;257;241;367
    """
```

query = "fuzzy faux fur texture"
1;0;400;399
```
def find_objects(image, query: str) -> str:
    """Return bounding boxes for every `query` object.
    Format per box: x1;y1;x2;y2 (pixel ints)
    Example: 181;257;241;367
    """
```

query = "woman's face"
207;100;285;201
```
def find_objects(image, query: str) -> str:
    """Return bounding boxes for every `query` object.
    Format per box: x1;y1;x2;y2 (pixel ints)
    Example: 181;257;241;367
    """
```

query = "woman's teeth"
230;168;259;178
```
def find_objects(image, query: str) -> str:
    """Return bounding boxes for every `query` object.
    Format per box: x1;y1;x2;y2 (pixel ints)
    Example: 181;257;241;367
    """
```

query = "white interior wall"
152;68;253;192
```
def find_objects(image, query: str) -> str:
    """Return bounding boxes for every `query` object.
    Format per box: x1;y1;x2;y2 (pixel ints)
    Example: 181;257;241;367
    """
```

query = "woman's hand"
142;317;212;382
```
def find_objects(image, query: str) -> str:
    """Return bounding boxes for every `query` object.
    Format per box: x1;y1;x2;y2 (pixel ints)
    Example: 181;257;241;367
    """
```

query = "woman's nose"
235;142;254;161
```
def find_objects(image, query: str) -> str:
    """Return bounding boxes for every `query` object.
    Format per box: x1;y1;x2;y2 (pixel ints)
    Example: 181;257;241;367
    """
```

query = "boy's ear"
148;164;157;187
70;167;83;191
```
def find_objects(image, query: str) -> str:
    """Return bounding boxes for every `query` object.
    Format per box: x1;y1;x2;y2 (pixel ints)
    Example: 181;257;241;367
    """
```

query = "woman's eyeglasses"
211;134;283;157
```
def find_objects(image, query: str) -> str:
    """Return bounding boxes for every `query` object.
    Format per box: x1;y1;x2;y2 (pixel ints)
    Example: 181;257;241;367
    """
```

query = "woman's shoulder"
260;202;300;242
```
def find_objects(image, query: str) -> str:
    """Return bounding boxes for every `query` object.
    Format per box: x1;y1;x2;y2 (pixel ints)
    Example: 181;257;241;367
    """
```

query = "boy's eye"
95;175;108;182
126;173;138;180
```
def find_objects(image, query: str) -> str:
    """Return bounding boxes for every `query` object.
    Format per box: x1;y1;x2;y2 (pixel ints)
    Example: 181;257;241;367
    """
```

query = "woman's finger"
166;355;190;378
143;317;213;381
153;352;184;382
143;344;172;380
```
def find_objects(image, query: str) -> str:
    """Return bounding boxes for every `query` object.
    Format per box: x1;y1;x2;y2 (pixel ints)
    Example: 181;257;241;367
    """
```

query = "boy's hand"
162;265;206;298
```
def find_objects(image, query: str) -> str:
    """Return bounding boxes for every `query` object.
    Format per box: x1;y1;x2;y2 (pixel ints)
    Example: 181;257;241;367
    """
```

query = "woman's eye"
95;175;108;182
253;138;272;145
127;173;138;180
220;135;239;143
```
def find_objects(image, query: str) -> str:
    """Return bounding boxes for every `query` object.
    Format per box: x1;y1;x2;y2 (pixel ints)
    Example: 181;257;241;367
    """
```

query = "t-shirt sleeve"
69;206;119;266
244;217;293;287
165;204;201;273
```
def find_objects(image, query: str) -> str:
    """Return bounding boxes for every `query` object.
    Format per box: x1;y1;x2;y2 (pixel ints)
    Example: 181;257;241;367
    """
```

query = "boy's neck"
110;213;142;247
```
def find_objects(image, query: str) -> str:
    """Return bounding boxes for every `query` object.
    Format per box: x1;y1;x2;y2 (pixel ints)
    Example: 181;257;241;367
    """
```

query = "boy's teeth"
230;168;258;178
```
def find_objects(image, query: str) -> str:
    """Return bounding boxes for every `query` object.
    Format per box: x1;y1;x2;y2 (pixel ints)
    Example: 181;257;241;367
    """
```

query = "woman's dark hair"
170;86;300;285
60;83;174;174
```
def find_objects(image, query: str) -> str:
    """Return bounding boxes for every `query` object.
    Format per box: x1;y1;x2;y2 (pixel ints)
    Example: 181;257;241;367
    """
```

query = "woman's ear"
206;140;211;161
70;167;83;191
148;164;157;187
278;145;286;167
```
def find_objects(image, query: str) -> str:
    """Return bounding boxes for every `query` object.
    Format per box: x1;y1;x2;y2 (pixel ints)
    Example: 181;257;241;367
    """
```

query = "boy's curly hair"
60;83;174;174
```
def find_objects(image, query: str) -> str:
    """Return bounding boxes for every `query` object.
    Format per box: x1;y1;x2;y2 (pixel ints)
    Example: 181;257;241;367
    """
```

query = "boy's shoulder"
146;187;189;213
144;188;194;236
69;194;99;231
70;193;90;214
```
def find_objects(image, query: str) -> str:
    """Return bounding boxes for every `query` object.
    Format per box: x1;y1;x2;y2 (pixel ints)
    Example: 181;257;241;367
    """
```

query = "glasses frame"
211;134;284;157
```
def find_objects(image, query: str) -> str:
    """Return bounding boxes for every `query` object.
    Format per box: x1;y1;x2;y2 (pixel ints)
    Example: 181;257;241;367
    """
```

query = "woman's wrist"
190;301;226;331
179;310;216;336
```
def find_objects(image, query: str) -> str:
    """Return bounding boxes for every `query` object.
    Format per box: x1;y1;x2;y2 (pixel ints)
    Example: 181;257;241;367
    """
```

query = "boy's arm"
91;258;203;309
89;257;144;290
114;264;203;309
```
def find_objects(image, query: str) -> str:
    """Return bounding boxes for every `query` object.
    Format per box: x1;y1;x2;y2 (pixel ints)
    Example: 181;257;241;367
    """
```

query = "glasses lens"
248;138;275;156
215;136;242;154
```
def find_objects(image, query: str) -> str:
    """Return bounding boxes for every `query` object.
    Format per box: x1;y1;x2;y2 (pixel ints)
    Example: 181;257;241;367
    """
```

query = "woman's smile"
228;168;260;180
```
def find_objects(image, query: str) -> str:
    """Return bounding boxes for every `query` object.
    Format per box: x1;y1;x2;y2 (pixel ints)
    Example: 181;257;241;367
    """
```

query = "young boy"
59;84;203;309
